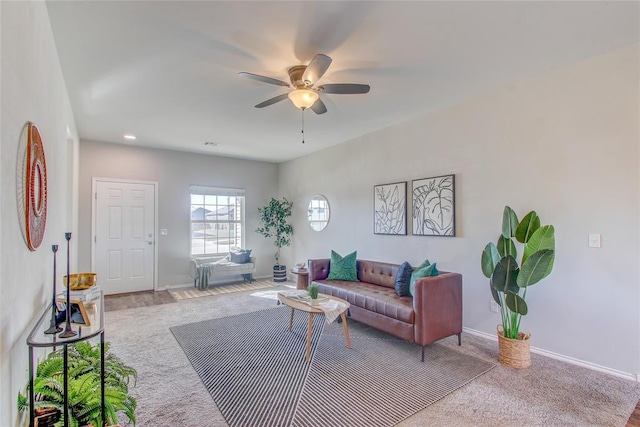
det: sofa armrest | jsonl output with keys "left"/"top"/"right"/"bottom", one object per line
{"left": 189, "top": 258, "right": 200, "bottom": 280}
{"left": 308, "top": 258, "right": 330, "bottom": 282}
{"left": 413, "top": 272, "right": 463, "bottom": 347}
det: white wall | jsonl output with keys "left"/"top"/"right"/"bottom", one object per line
{"left": 0, "top": 2, "right": 79, "bottom": 425}
{"left": 279, "top": 45, "right": 640, "bottom": 376}
{"left": 77, "top": 141, "right": 279, "bottom": 286}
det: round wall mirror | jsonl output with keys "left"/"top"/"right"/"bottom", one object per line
{"left": 307, "top": 195, "right": 330, "bottom": 232}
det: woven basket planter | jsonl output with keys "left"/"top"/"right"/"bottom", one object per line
{"left": 273, "top": 265, "right": 287, "bottom": 282}
{"left": 497, "top": 325, "right": 531, "bottom": 368}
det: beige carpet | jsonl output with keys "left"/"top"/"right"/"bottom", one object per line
{"left": 105, "top": 285, "right": 640, "bottom": 426}
{"left": 168, "top": 279, "right": 287, "bottom": 300}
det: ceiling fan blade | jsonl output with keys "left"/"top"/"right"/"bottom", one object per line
{"left": 310, "top": 98, "right": 327, "bottom": 115}
{"left": 318, "top": 83, "right": 370, "bottom": 94}
{"left": 238, "top": 72, "right": 290, "bottom": 87}
{"left": 302, "top": 54, "right": 332, "bottom": 85}
{"left": 255, "top": 93, "right": 289, "bottom": 108}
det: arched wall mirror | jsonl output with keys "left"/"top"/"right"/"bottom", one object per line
{"left": 307, "top": 195, "right": 330, "bottom": 232}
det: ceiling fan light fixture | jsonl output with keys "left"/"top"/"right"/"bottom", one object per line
{"left": 288, "top": 89, "right": 318, "bottom": 110}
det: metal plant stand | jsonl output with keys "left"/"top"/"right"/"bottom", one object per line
{"left": 26, "top": 291, "right": 104, "bottom": 427}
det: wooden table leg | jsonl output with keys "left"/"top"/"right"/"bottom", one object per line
{"left": 341, "top": 312, "right": 351, "bottom": 349}
{"left": 306, "top": 312, "right": 314, "bottom": 362}
{"left": 288, "top": 308, "right": 294, "bottom": 332}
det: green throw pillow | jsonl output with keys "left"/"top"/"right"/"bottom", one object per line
{"left": 416, "top": 258, "right": 431, "bottom": 270}
{"left": 409, "top": 262, "right": 439, "bottom": 296}
{"left": 328, "top": 250, "right": 358, "bottom": 281}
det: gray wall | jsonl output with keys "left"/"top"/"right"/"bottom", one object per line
{"left": 279, "top": 45, "right": 640, "bottom": 376}
{"left": 78, "top": 141, "right": 279, "bottom": 286}
{"left": 1, "top": 2, "right": 79, "bottom": 425}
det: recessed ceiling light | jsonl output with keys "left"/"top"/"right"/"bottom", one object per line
{"left": 123, "top": 134, "right": 136, "bottom": 140}
{"left": 203, "top": 141, "right": 219, "bottom": 147}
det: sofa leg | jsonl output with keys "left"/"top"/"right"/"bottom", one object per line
{"left": 457, "top": 333, "right": 461, "bottom": 346}
{"left": 421, "top": 346, "right": 426, "bottom": 363}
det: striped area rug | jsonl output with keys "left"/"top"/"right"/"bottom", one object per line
{"left": 170, "top": 307, "right": 495, "bottom": 427}
{"left": 169, "top": 279, "right": 285, "bottom": 300}
{"left": 171, "top": 307, "right": 322, "bottom": 427}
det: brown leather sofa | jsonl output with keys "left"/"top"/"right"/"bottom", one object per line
{"left": 308, "top": 258, "right": 463, "bottom": 361}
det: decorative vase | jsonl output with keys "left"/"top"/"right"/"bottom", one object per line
{"left": 497, "top": 325, "right": 531, "bottom": 368}
{"left": 310, "top": 298, "right": 319, "bottom": 306}
{"left": 273, "top": 264, "right": 287, "bottom": 282}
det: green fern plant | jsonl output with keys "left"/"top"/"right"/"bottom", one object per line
{"left": 18, "top": 341, "right": 137, "bottom": 427}
{"left": 481, "top": 206, "right": 556, "bottom": 340}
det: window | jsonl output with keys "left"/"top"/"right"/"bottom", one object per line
{"left": 190, "top": 186, "right": 245, "bottom": 256}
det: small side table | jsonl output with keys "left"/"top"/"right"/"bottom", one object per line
{"left": 291, "top": 269, "right": 309, "bottom": 289}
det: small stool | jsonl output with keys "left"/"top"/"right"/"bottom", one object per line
{"left": 291, "top": 270, "right": 309, "bottom": 289}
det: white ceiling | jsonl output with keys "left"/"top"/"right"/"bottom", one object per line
{"left": 46, "top": 1, "right": 639, "bottom": 163}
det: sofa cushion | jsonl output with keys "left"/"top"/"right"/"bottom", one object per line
{"left": 394, "top": 261, "right": 412, "bottom": 297}
{"left": 409, "top": 262, "right": 439, "bottom": 296}
{"left": 357, "top": 260, "right": 399, "bottom": 288}
{"left": 328, "top": 250, "right": 358, "bottom": 281}
{"left": 314, "top": 280, "right": 414, "bottom": 324}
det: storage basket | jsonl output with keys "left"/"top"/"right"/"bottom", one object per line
{"left": 273, "top": 265, "right": 287, "bottom": 282}
{"left": 497, "top": 324, "right": 531, "bottom": 368}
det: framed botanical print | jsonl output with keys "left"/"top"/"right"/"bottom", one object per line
{"left": 412, "top": 174, "right": 455, "bottom": 236}
{"left": 373, "top": 181, "right": 407, "bottom": 235}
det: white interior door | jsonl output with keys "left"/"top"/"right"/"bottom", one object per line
{"left": 93, "top": 179, "right": 156, "bottom": 295}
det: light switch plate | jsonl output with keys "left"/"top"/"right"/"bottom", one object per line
{"left": 490, "top": 300, "right": 499, "bottom": 313}
{"left": 160, "top": 229, "right": 168, "bottom": 236}
{"left": 588, "top": 234, "right": 601, "bottom": 248}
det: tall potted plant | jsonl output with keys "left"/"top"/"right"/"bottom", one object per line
{"left": 256, "top": 197, "right": 293, "bottom": 282}
{"left": 481, "top": 206, "right": 555, "bottom": 368}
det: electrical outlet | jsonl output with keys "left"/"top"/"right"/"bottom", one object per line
{"left": 490, "top": 300, "right": 499, "bottom": 313}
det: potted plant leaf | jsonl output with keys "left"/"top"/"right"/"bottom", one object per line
{"left": 307, "top": 283, "right": 319, "bottom": 306}
{"left": 481, "top": 206, "right": 555, "bottom": 368}
{"left": 256, "top": 197, "right": 293, "bottom": 282}
{"left": 17, "top": 341, "right": 137, "bottom": 426}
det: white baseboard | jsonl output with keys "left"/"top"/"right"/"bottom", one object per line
{"left": 462, "top": 327, "right": 639, "bottom": 382}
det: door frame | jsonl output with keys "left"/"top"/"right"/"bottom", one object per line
{"left": 91, "top": 177, "right": 159, "bottom": 291}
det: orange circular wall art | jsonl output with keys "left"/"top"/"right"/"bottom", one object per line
{"left": 25, "top": 123, "right": 48, "bottom": 250}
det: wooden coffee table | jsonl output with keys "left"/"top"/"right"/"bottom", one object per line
{"left": 277, "top": 292, "right": 351, "bottom": 361}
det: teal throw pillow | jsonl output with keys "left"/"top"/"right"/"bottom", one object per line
{"left": 328, "top": 250, "right": 358, "bottom": 281}
{"left": 416, "top": 258, "right": 431, "bottom": 270}
{"left": 409, "top": 262, "right": 439, "bottom": 296}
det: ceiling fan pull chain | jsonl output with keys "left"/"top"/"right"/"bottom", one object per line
{"left": 301, "top": 109, "right": 305, "bottom": 144}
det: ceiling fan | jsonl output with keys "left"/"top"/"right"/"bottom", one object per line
{"left": 238, "top": 54, "right": 370, "bottom": 114}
